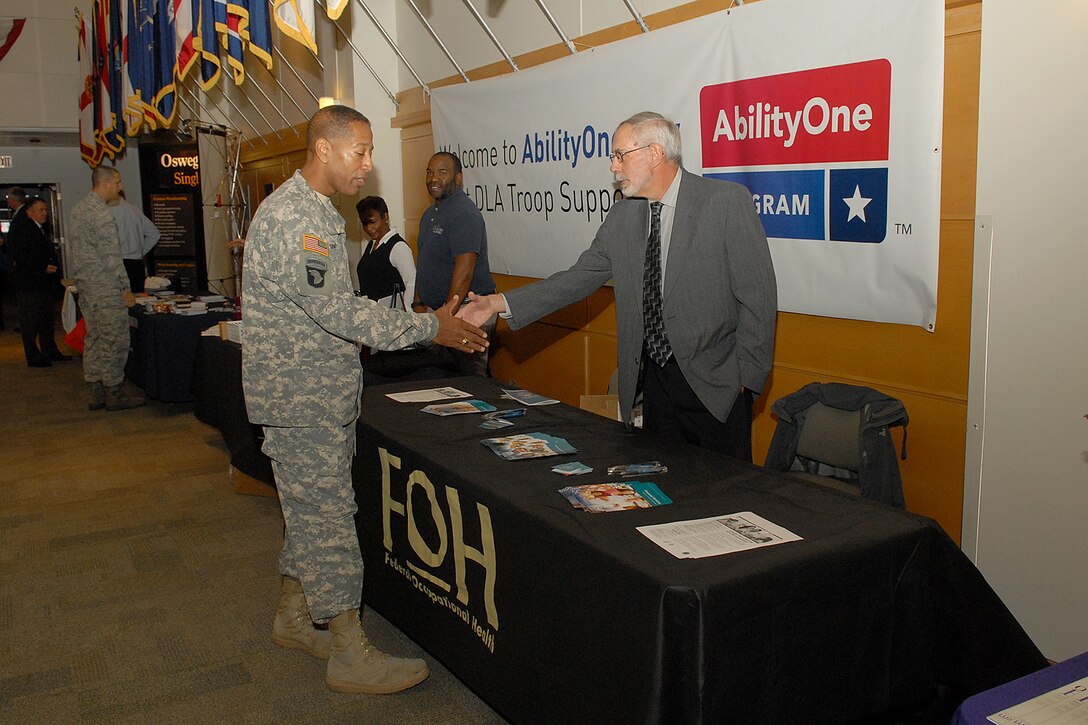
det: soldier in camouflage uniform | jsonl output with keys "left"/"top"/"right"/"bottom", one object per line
{"left": 242, "top": 105, "right": 488, "bottom": 695}
{"left": 68, "top": 167, "right": 145, "bottom": 411}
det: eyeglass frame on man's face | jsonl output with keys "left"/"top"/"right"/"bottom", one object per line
{"left": 608, "top": 144, "right": 652, "bottom": 163}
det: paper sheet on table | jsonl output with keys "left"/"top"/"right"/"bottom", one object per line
{"left": 637, "top": 512, "right": 802, "bottom": 559}
{"left": 385, "top": 387, "right": 471, "bottom": 403}
{"left": 988, "top": 675, "right": 1088, "bottom": 725}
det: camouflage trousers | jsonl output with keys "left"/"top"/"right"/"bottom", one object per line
{"left": 79, "top": 286, "right": 130, "bottom": 387}
{"left": 262, "top": 423, "right": 361, "bottom": 623}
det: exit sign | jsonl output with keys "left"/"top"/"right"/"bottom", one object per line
{"left": 0, "top": 155, "right": 11, "bottom": 168}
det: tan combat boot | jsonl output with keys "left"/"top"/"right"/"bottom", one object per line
{"left": 325, "top": 609, "right": 429, "bottom": 694}
{"left": 104, "top": 383, "right": 146, "bottom": 411}
{"left": 88, "top": 382, "right": 106, "bottom": 411}
{"left": 271, "top": 577, "right": 331, "bottom": 659}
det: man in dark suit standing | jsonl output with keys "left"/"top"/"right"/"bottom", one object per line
{"left": 459, "top": 111, "right": 777, "bottom": 461}
{"left": 10, "top": 197, "right": 69, "bottom": 367}
{"left": 1, "top": 186, "right": 29, "bottom": 331}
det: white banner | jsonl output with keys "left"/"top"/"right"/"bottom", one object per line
{"left": 431, "top": 0, "right": 944, "bottom": 329}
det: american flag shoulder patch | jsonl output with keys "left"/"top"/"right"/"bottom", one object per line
{"left": 302, "top": 234, "right": 329, "bottom": 256}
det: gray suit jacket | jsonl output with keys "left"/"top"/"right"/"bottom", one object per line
{"left": 505, "top": 169, "right": 777, "bottom": 425}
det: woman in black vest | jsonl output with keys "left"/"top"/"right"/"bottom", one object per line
{"left": 355, "top": 196, "right": 416, "bottom": 311}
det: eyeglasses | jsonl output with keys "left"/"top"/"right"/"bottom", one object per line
{"left": 609, "top": 144, "right": 651, "bottom": 163}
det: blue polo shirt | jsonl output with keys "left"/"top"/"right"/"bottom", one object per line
{"left": 415, "top": 188, "right": 496, "bottom": 309}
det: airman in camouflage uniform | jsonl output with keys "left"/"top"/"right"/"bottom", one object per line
{"left": 242, "top": 105, "right": 488, "bottom": 695}
{"left": 68, "top": 167, "right": 145, "bottom": 411}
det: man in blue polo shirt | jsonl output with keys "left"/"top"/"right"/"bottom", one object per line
{"left": 412, "top": 151, "right": 496, "bottom": 376}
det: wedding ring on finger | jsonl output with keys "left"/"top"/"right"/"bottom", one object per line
{"left": 461, "top": 338, "right": 469, "bottom": 346}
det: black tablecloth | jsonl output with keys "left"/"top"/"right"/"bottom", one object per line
{"left": 127, "top": 308, "right": 234, "bottom": 402}
{"left": 191, "top": 336, "right": 274, "bottom": 485}
{"left": 352, "top": 377, "right": 1047, "bottom": 725}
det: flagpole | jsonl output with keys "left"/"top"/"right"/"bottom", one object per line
{"left": 316, "top": 0, "right": 398, "bottom": 109}
{"left": 621, "top": 0, "right": 651, "bottom": 33}
{"left": 403, "top": 0, "right": 468, "bottom": 83}
{"left": 183, "top": 82, "right": 241, "bottom": 136}
{"left": 205, "top": 84, "right": 269, "bottom": 145}
{"left": 534, "top": 0, "right": 577, "bottom": 55}
{"left": 272, "top": 44, "right": 322, "bottom": 106}
{"left": 184, "top": 83, "right": 231, "bottom": 129}
{"left": 461, "top": 0, "right": 518, "bottom": 72}
{"left": 174, "top": 92, "right": 201, "bottom": 137}
{"left": 244, "top": 73, "right": 301, "bottom": 137}
{"left": 235, "top": 83, "right": 285, "bottom": 141}
{"left": 352, "top": 0, "right": 429, "bottom": 95}
{"left": 258, "top": 57, "right": 312, "bottom": 123}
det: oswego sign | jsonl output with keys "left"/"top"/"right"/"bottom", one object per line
{"left": 159, "top": 153, "right": 200, "bottom": 187}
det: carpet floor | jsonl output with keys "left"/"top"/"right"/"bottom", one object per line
{"left": 0, "top": 318, "right": 506, "bottom": 724}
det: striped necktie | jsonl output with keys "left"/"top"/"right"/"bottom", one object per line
{"left": 642, "top": 201, "right": 672, "bottom": 366}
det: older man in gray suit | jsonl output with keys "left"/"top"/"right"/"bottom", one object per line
{"left": 459, "top": 111, "right": 777, "bottom": 461}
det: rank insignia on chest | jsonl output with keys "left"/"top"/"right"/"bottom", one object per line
{"left": 302, "top": 234, "right": 329, "bottom": 256}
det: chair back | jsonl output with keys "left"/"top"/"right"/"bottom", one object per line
{"left": 795, "top": 402, "right": 863, "bottom": 471}
{"left": 766, "top": 382, "right": 909, "bottom": 507}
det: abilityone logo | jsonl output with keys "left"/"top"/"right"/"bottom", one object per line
{"left": 700, "top": 59, "right": 890, "bottom": 165}
{"left": 700, "top": 60, "right": 891, "bottom": 243}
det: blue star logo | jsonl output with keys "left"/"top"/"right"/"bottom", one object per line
{"left": 829, "top": 168, "right": 888, "bottom": 243}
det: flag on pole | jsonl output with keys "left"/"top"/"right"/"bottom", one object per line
{"left": 91, "top": 0, "right": 122, "bottom": 159}
{"left": 172, "top": 0, "right": 197, "bottom": 81}
{"left": 77, "top": 10, "right": 104, "bottom": 167}
{"left": 102, "top": 0, "right": 128, "bottom": 154}
{"left": 123, "top": 0, "right": 159, "bottom": 133}
{"left": 91, "top": 2, "right": 109, "bottom": 162}
{"left": 0, "top": 18, "right": 27, "bottom": 65}
{"left": 326, "top": 0, "right": 347, "bottom": 22}
{"left": 246, "top": 0, "right": 272, "bottom": 70}
{"left": 195, "top": 0, "right": 221, "bottom": 89}
{"left": 216, "top": 0, "right": 245, "bottom": 84}
{"left": 152, "top": 0, "right": 178, "bottom": 126}
{"left": 273, "top": 0, "right": 316, "bottom": 54}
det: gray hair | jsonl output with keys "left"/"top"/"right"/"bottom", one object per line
{"left": 619, "top": 111, "right": 682, "bottom": 163}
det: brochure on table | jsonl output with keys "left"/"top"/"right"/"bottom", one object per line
{"left": 638, "top": 512, "right": 802, "bottom": 559}
{"left": 386, "top": 385, "right": 800, "bottom": 560}
{"left": 386, "top": 387, "right": 471, "bottom": 403}
{"left": 560, "top": 481, "right": 672, "bottom": 513}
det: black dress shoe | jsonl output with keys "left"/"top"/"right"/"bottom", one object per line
{"left": 47, "top": 352, "right": 73, "bottom": 361}
{"left": 28, "top": 359, "right": 52, "bottom": 368}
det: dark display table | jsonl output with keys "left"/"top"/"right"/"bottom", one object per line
{"left": 191, "top": 335, "right": 274, "bottom": 485}
{"left": 352, "top": 376, "right": 1047, "bottom": 725}
{"left": 190, "top": 334, "right": 454, "bottom": 485}
{"left": 127, "top": 308, "right": 234, "bottom": 402}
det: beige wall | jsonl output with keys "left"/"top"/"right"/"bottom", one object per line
{"left": 965, "top": 0, "right": 1088, "bottom": 661}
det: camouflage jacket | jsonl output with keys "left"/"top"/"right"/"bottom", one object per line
{"left": 68, "top": 192, "right": 128, "bottom": 294}
{"left": 242, "top": 170, "right": 438, "bottom": 427}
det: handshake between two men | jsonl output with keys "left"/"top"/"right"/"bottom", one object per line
{"left": 433, "top": 294, "right": 491, "bottom": 354}
{"left": 455, "top": 292, "right": 506, "bottom": 329}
